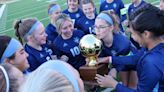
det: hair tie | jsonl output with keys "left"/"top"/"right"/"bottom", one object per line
{"left": 0, "top": 65, "right": 9, "bottom": 92}
{"left": 19, "top": 19, "right": 22, "bottom": 24}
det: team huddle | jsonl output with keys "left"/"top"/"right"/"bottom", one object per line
{"left": 0, "top": 0, "right": 164, "bottom": 92}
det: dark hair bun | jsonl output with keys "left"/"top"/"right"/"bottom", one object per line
{"left": 14, "top": 20, "right": 22, "bottom": 37}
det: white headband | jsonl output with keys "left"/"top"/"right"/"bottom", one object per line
{"left": 0, "top": 65, "right": 9, "bottom": 92}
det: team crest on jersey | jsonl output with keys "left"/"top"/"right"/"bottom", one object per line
{"left": 105, "top": 5, "right": 108, "bottom": 8}
{"left": 63, "top": 43, "right": 68, "bottom": 47}
{"left": 74, "top": 37, "right": 79, "bottom": 43}
{"left": 67, "top": 14, "right": 70, "bottom": 17}
{"left": 40, "top": 53, "right": 44, "bottom": 58}
{"left": 47, "top": 49, "right": 53, "bottom": 55}
{"left": 85, "top": 21, "right": 89, "bottom": 25}
{"left": 113, "top": 3, "right": 117, "bottom": 9}
{"left": 46, "top": 56, "right": 51, "bottom": 61}
{"left": 111, "top": 50, "right": 117, "bottom": 56}
{"left": 131, "top": 9, "right": 134, "bottom": 13}
{"left": 76, "top": 13, "right": 80, "bottom": 18}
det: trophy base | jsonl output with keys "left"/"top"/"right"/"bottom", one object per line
{"left": 79, "top": 64, "right": 108, "bottom": 83}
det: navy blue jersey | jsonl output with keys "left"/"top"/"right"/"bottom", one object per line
{"left": 100, "top": 0, "right": 105, "bottom": 4}
{"left": 76, "top": 15, "right": 96, "bottom": 35}
{"left": 53, "top": 30, "right": 86, "bottom": 70}
{"left": 114, "top": 43, "right": 164, "bottom": 92}
{"left": 128, "top": 0, "right": 146, "bottom": 17}
{"left": 25, "top": 44, "right": 53, "bottom": 72}
{"left": 99, "top": 0, "right": 126, "bottom": 22}
{"left": 100, "top": 33, "right": 131, "bottom": 57}
{"left": 45, "top": 23, "right": 58, "bottom": 44}
{"left": 99, "top": 33, "right": 134, "bottom": 71}
{"left": 62, "top": 8, "right": 84, "bottom": 28}
{"left": 112, "top": 48, "right": 145, "bottom": 66}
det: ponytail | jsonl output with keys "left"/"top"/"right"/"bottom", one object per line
{"left": 14, "top": 20, "right": 23, "bottom": 45}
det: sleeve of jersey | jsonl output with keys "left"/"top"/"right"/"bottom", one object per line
{"left": 116, "top": 83, "right": 136, "bottom": 92}
{"left": 50, "top": 45, "right": 61, "bottom": 56}
{"left": 116, "top": 53, "right": 161, "bottom": 92}
{"left": 52, "top": 39, "right": 64, "bottom": 57}
{"left": 111, "top": 48, "right": 144, "bottom": 65}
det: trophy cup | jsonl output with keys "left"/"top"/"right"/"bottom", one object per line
{"left": 79, "top": 34, "right": 108, "bottom": 83}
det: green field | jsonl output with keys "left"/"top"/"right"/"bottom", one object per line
{"left": 0, "top": 0, "right": 159, "bottom": 37}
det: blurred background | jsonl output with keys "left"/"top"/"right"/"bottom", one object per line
{"left": 0, "top": 0, "right": 160, "bottom": 37}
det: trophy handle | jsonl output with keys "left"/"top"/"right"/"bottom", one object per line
{"left": 88, "top": 56, "right": 97, "bottom": 66}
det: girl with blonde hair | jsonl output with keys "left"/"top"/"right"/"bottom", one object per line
{"left": 19, "top": 60, "right": 84, "bottom": 92}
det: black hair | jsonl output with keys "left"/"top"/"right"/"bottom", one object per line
{"left": 129, "top": 3, "right": 164, "bottom": 37}
{"left": 0, "top": 36, "right": 11, "bottom": 59}
{"left": 0, "top": 36, "right": 16, "bottom": 62}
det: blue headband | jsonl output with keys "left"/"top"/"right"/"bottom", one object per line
{"left": 40, "top": 60, "right": 79, "bottom": 92}
{"left": 48, "top": 5, "right": 60, "bottom": 14}
{"left": 27, "top": 21, "right": 41, "bottom": 35}
{"left": 0, "top": 38, "right": 22, "bottom": 63}
{"left": 97, "top": 13, "right": 114, "bottom": 25}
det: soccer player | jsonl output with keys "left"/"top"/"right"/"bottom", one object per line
{"left": 53, "top": 13, "right": 86, "bottom": 70}
{"left": 20, "top": 60, "right": 84, "bottom": 92}
{"left": 128, "top": 0, "right": 146, "bottom": 17}
{"left": 14, "top": 18, "right": 56, "bottom": 72}
{"left": 99, "top": 0, "right": 126, "bottom": 33}
{"left": 77, "top": 0, "right": 97, "bottom": 35}
{"left": 93, "top": 10, "right": 137, "bottom": 88}
{"left": 95, "top": 4, "right": 164, "bottom": 92}
{"left": 46, "top": 3, "right": 61, "bottom": 45}
{"left": 0, "top": 35, "right": 29, "bottom": 72}
{"left": 99, "top": 0, "right": 126, "bottom": 22}
{"left": 62, "top": 0, "right": 84, "bottom": 28}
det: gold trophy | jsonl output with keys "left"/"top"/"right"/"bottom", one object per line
{"left": 79, "top": 34, "right": 108, "bottom": 83}
{"left": 79, "top": 34, "right": 102, "bottom": 66}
